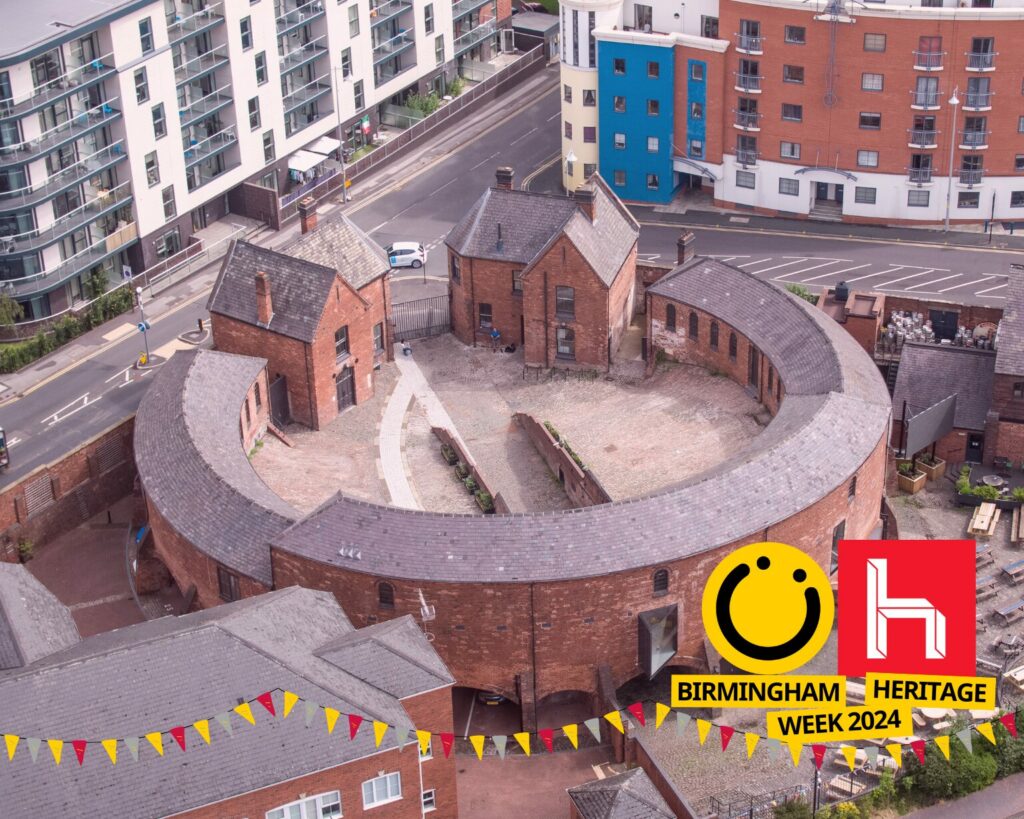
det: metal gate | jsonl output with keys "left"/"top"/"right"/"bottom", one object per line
{"left": 269, "top": 375, "right": 289, "bottom": 427}
{"left": 391, "top": 294, "right": 450, "bottom": 342}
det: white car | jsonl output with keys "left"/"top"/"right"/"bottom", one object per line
{"left": 386, "top": 242, "right": 426, "bottom": 269}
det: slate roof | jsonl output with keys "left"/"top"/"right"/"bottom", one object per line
{"left": 0, "top": 588, "right": 453, "bottom": 819}
{"left": 568, "top": 768, "right": 675, "bottom": 819}
{"left": 0, "top": 564, "right": 79, "bottom": 670}
{"left": 996, "top": 272, "right": 1024, "bottom": 376}
{"left": 445, "top": 175, "right": 639, "bottom": 287}
{"left": 283, "top": 210, "right": 391, "bottom": 291}
{"left": 134, "top": 350, "right": 296, "bottom": 586}
{"left": 892, "top": 343, "right": 995, "bottom": 431}
{"left": 207, "top": 241, "right": 339, "bottom": 343}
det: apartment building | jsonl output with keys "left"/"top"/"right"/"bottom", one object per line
{"left": 1, "top": 0, "right": 510, "bottom": 322}
{"left": 559, "top": 0, "right": 1024, "bottom": 224}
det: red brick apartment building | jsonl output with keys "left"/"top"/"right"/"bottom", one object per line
{"left": 446, "top": 168, "right": 640, "bottom": 370}
{"left": 208, "top": 209, "right": 391, "bottom": 430}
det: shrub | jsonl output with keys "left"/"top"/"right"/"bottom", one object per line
{"left": 786, "top": 283, "right": 819, "bottom": 304}
{"left": 544, "top": 421, "right": 560, "bottom": 442}
{"left": 1012, "top": 487, "right": 1024, "bottom": 503}
{"left": 463, "top": 476, "right": 478, "bottom": 493}
{"left": 973, "top": 484, "right": 1002, "bottom": 501}
{"left": 455, "top": 461, "right": 469, "bottom": 480}
{"left": 834, "top": 803, "right": 860, "bottom": 818}
{"left": 904, "top": 733, "right": 997, "bottom": 799}
{"left": 898, "top": 461, "right": 916, "bottom": 476}
{"left": 449, "top": 76, "right": 466, "bottom": 97}
{"left": 405, "top": 93, "right": 441, "bottom": 116}
{"left": 991, "top": 712, "right": 1024, "bottom": 777}
{"left": 16, "top": 539, "right": 34, "bottom": 562}
{"left": 475, "top": 490, "right": 494, "bottom": 512}
{"left": 773, "top": 800, "right": 812, "bottom": 819}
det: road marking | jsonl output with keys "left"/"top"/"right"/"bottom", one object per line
{"left": 469, "top": 151, "right": 500, "bottom": 171}
{"left": 800, "top": 262, "right": 871, "bottom": 282}
{"left": 976, "top": 280, "right": 1008, "bottom": 296}
{"left": 105, "top": 366, "right": 133, "bottom": 385}
{"left": 843, "top": 266, "right": 906, "bottom": 284}
{"left": 101, "top": 323, "right": 136, "bottom": 343}
{"left": 510, "top": 126, "right": 538, "bottom": 146}
{"left": 878, "top": 269, "right": 936, "bottom": 287}
{"left": 6, "top": 437, "right": 21, "bottom": 447}
{"left": 43, "top": 394, "right": 94, "bottom": 427}
{"left": 934, "top": 276, "right": 985, "bottom": 293}
{"left": 366, "top": 221, "right": 388, "bottom": 234}
{"left": 637, "top": 253, "right": 661, "bottom": 261}
{"left": 152, "top": 338, "right": 192, "bottom": 359}
{"left": 68, "top": 592, "right": 134, "bottom": 611}
{"left": 774, "top": 259, "right": 847, "bottom": 280}
{"left": 742, "top": 258, "right": 811, "bottom": 274}
{"left": 546, "top": 111, "right": 560, "bottom": 121}
{"left": 737, "top": 257, "right": 774, "bottom": 269}
{"left": 904, "top": 273, "right": 963, "bottom": 290}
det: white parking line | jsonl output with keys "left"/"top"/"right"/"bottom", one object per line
{"left": 43, "top": 394, "right": 94, "bottom": 427}
{"left": 800, "top": 263, "right": 871, "bottom": 282}
{"left": 903, "top": 273, "right": 962, "bottom": 290}
{"left": 843, "top": 266, "right": 906, "bottom": 284}
{"left": 742, "top": 258, "right": 808, "bottom": 275}
{"left": 774, "top": 260, "right": 847, "bottom": 281}
{"left": 738, "top": 257, "right": 774, "bottom": 269}
{"left": 878, "top": 269, "right": 936, "bottom": 288}
{"left": 936, "top": 275, "right": 993, "bottom": 293}
{"left": 976, "top": 281, "right": 1009, "bottom": 296}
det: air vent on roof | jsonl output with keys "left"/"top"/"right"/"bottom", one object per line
{"left": 337, "top": 546, "right": 362, "bottom": 560}
{"left": 835, "top": 281, "right": 850, "bottom": 303}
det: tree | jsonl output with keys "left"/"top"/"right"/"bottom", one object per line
{"left": 0, "top": 293, "right": 24, "bottom": 328}
{"left": 773, "top": 800, "right": 812, "bottom": 819}
{"left": 85, "top": 268, "right": 109, "bottom": 301}
{"left": 904, "top": 735, "right": 997, "bottom": 799}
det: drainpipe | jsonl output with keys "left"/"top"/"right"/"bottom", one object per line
{"left": 469, "top": 257, "right": 476, "bottom": 347}
{"left": 529, "top": 581, "right": 538, "bottom": 733}
{"left": 305, "top": 343, "right": 315, "bottom": 429}
{"left": 543, "top": 270, "right": 549, "bottom": 366}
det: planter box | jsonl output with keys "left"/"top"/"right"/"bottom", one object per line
{"left": 918, "top": 458, "right": 946, "bottom": 482}
{"left": 463, "top": 478, "right": 478, "bottom": 494}
{"left": 957, "top": 491, "right": 1021, "bottom": 511}
{"left": 897, "top": 471, "right": 927, "bottom": 494}
{"left": 440, "top": 443, "right": 458, "bottom": 465}
{"left": 475, "top": 491, "right": 495, "bottom": 514}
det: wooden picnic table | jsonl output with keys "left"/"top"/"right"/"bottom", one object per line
{"left": 971, "top": 503, "right": 999, "bottom": 536}
{"left": 995, "top": 597, "right": 1024, "bottom": 623}
{"left": 978, "top": 574, "right": 999, "bottom": 599}
{"left": 1002, "top": 559, "right": 1024, "bottom": 584}
{"left": 971, "top": 709, "right": 1000, "bottom": 720}
{"left": 920, "top": 707, "right": 955, "bottom": 720}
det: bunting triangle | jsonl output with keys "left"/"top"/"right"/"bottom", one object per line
{"left": 840, "top": 745, "right": 858, "bottom": 771}
{"left": 470, "top": 735, "right": 486, "bottom": 760}
{"left": 1001, "top": 713, "right": 1019, "bottom": 739}
{"left": 675, "top": 712, "right": 691, "bottom": 736}
{"left": 102, "top": 739, "right": 118, "bottom": 765}
{"left": 911, "top": 739, "right": 926, "bottom": 765}
{"left": 886, "top": 743, "right": 902, "bottom": 768}
{"left": 440, "top": 733, "right": 454, "bottom": 758}
{"left": 394, "top": 721, "right": 410, "bottom": 750}
{"left": 234, "top": 702, "right": 256, "bottom": 726}
{"left": 26, "top": 737, "right": 41, "bottom": 763}
{"left": 513, "top": 732, "right": 531, "bottom": 756}
{"left": 417, "top": 730, "right": 432, "bottom": 756}
{"left": 283, "top": 691, "right": 299, "bottom": 719}
{"left": 304, "top": 702, "right": 318, "bottom": 728}
{"left": 256, "top": 692, "right": 276, "bottom": 717}
{"left": 348, "top": 714, "right": 363, "bottom": 740}
{"left": 720, "top": 725, "right": 735, "bottom": 751}
{"left": 124, "top": 736, "right": 139, "bottom": 762}
{"left": 324, "top": 708, "right": 340, "bottom": 735}
{"left": 696, "top": 718, "right": 711, "bottom": 745}
{"left": 764, "top": 737, "right": 781, "bottom": 761}
{"left": 745, "top": 732, "right": 759, "bottom": 759}
{"left": 655, "top": 702, "right": 671, "bottom": 730}
{"left": 493, "top": 735, "right": 507, "bottom": 759}
{"left": 977, "top": 722, "right": 996, "bottom": 745}
{"left": 626, "top": 702, "right": 646, "bottom": 727}
{"left": 934, "top": 735, "right": 950, "bottom": 761}
{"left": 4, "top": 734, "right": 18, "bottom": 760}
{"left": 145, "top": 732, "right": 164, "bottom": 756}
{"left": 604, "top": 710, "right": 625, "bottom": 734}
{"left": 215, "top": 712, "right": 233, "bottom": 736}
{"left": 956, "top": 727, "right": 973, "bottom": 755}
{"left": 538, "top": 728, "right": 555, "bottom": 753}
{"left": 787, "top": 741, "right": 802, "bottom": 767}
{"left": 584, "top": 717, "right": 602, "bottom": 743}
{"left": 193, "top": 720, "right": 211, "bottom": 745}
{"left": 71, "top": 740, "right": 86, "bottom": 766}
{"left": 811, "top": 744, "right": 826, "bottom": 770}
{"left": 563, "top": 723, "right": 579, "bottom": 749}
{"left": 47, "top": 739, "right": 63, "bottom": 766}
{"left": 373, "top": 721, "right": 389, "bottom": 748}
{"left": 864, "top": 746, "right": 878, "bottom": 767}
{"left": 170, "top": 726, "right": 186, "bottom": 752}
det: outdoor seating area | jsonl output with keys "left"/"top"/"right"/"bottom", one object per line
{"left": 970, "top": 503, "right": 1001, "bottom": 538}
{"left": 1004, "top": 558, "right": 1024, "bottom": 584}
{"left": 964, "top": 464, "right": 1024, "bottom": 502}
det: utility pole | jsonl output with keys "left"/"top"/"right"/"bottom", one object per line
{"left": 333, "top": 67, "right": 351, "bottom": 203}
{"left": 943, "top": 87, "right": 960, "bottom": 233}
{"left": 136, "top": 286, "right": 150, "bottom": 363}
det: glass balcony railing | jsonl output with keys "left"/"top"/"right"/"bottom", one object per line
{"left": 167, "top": 4, "right": 224, "bottom": 44}
{"left": 279, "top": 36, "right": 328, "bottom": 75}
{"left": 275, "top": 0, "right": 326, "bottom": 35}
{"left": 911, "top": 91, "right": 940, "bottom": 109}
{"left": 454, "top": 18, "right": 496, "bottom": 54}
{"left": 178, "top": 87, "right": 232, "bottom": 129}
{"left": 186, "top": 151, "right": 242, "bottom": 192}
{"left": 735, "top": 73, "right": 762, "bottom": 92}
{"left": 282, "top": 75, "right": 332, "bottom": 114}
{"left": 958, "top": 168, "right": 985, "bottom": 185}
{"left": 0, "top": 52, "right": 116, "bottom": 122}
{"left": 370, "top": 0, "right": 413, "bottom": 27}
{"left": 735, "top": 34, "right": 763, "bottom": 54}
{"left": 0, "top": 99, "right": 121, "bottom": 169}
{"left": 960, "top": 130, "right": 990, "bottom": 148}
{"left": 174, "top": 46, "right": 230, "bottom": 86}
{"left": 966, "top": 51, "right": 996, "bottom": 70}
{"left": 963, "top": 92, "right": 993, "bottom": 110}
{"left": 913, "top": 51, "right": 944, "bottom": 70}
{"left": 907, "top": 167, "right": 933, "bottom": 184}
{"left": 183, "top": 125, "right": 237, "bottom": 168}
{"left": 907, "top": 128, "right": 938, "bottom": 147}
{"left": 374, "top": 31, "right": 416, "bottom": 62}
{"left": 450, "top": 0, "right": 489, "bottom": 19}
{"left": 736, "top": 149, "right": 758, "bottom": 166}
{"left": 0, "top": 141, "right": 127, "bottom": 209}
{"left": 734, "top": 111, "right": 760, "bottom": 129}
{"left": 374, "top": 58, "right": 417, "bottom": 88}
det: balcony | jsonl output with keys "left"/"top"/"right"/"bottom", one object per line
{"left": 375, "top": 31, "right": 417, "bottom": 62}
{"left": 912, "top": 51, "right": 944, "bottom": 71}
{"left": 186, "top": 151, "right": 242, "bottom": 192}
{"left": 907, "top": 128, "right": 938, "bottom": 148}
{"left": 733, "top": 111, "right": 761, "bottom": 131}
{"left": 734, "top": 74, "right": 762, "bottom": 93}
{"left": 374, "top": 57, "right": 417, "bottom": 88}
{"left": 735, "top": 34, "right": 763, "bottom": 54}
{"left": 0, "top": 141, "right": 127, "bottom": 210}
{"left": 174, "top": 46, "right": 230, "bottom": 86}
{"left": 276, "top": 0, "right": 326, "bottom": 36}
{"left": 451, "top": 0, "right": 490, "bottom": 18}
{"left": 0, "top": 182, "right": 133, "bottom": 256}
{"left": 454, "top": 18, "right": 497, "bottom": 55}
{"left": 966, "top": 51, "right": 996, "bottom": 71}
{"left": 736, "top": 149, "right": 758, "bottom": 167}
{"left": 907, "top": 168, "right": 934, "bottom": 184}
{"left": 963, "top": 92, "right": 992, "bottom": 111}
{"left": 183, "top": 125, "right": 237, "bottom": 168}
{"left": 282, "top": 75, "right": 332, "bottom": 115}
{"left": 167, "top": 4, "right": 224, "bottom": 45}
{"left": 960, "top": 130, "right": 990, "bottom": 150}
{"left": 178, "top": 87, "right": 232, "bottom": 129}
{"left": 0, "top": 53, "right": 116, "bottom": 123}
{"left": 910, "top": 91, "right": 940, "bottom": 110}
{"left": 958, "top": 168, "right": 985, "bottom": 186}
{"left": 279, "top": 36, "right": 328, "bottom": 75}
{"left": 371, "top": 0, "right": 413, "bottom": 27}
{"left": 0, "top": 100, "right": 121, "bottom": 169}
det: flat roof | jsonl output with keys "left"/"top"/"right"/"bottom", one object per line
{"left": 0, "top": 0, "right": 147, "bottom": 65}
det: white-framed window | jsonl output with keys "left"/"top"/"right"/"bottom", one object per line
{"left": 864, "top": 33, "right": 886, "bottom": 52}
{"left": 647, "top": 136, "right": 659, "bottom": 153}
{"left": 861, "top": 72, "right": 883, "bottom": 92}
{"left": 266, "top": 790, "right": 342, "bottom": 819}
{"left": 422, "top": 790, "right": 437, "bottom": 812}
{"left": 613, "top": 169, "right": 626, "bottom": 186}
{"left": 646, "top": 173, "right": 659, "bottom": 189}
{"left": 689, "top": 139, "right": 704, "bottom": 158}
{"left": 1012, "top": 191, "right": 1024, "bottom": 208}
{"left": 908, "top": 189, "right": 930, "bottom": 207}
{"left": 783, "top": 65, "right": 804, "bottom": 84}
{"left": 613, "top": 132, "right": 625, "bottom": 149}
{"left": 780, "top": 141, "right": 800, "bottom": 159}
{"left": 420, "top": 737, "right": 433, "bottom": 760}
{"left": 778, "top": 178, "right": 799, "bottom": 196}
{"left": 854, "top": 186, "right": 876, "bottom": 204}
{"left": 785, "top": 25, "right": 806, "bottom": 44}
{"left": 859, "top": 112, "right": 881, "bottom": 129}
{"left": 363, "top": 772, "right": 402, "bottom": 808}
{"left": 1018, "top": 116, "right": 1024, "bottom": 134}
{"left": 857, "top": 150, "right": 879, "bottom": 168}
{"left": 736, "top": 170, "right": 756, "bottom": 189}
{"left": 958, "top": 191, "right": 980, "bottom": 209}
{"left": 349, "top": 3, "right": 360, "bottom": 36}
{"left": 781, "top": 103, "right": 802, "bottom": 121}
{"left": 691, "top": 62, "right": 704, "bottom": 81}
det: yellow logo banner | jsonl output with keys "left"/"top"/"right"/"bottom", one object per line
{"left": 766, "top": 705, "right": 912, "bottom": 743}
{"left": 865, "top": 673, "right": 995, "bottom": 709}
{"left": 672, "top": 674, "right": 845, "bottom": 708}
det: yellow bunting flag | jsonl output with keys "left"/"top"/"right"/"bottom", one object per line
{"left": 513, "top": 732, "right": 531, "bottom": 756}
{"left": 101, "top": 739, "right": 118, "bottom": 765}
{"left": 145, "top": 732, "right": 164, "bottom": 757}
{"left": 234, "top": 702, "right": 255, "bottom": 726}
{"left": 745, "top": 732, "right": 760, "bottom": 759}
{"left": 886, "top": 743, "right": 902, "bottom": 768}
{"left": 604, "top": 711, "right": 625, "bottom": 734}
{"left": 469, "top": 735, "right": 486, "bottom": 760}
{"left": 324, "top": 708, "right": 340, "bottom": 735}
{"left": 655, "top": 702, "right": 672, "bottom": 730}
{"left": 977, "top": 723, "right": 997, "bottom": 745}
{"left": 417, "top": 730, "right": 432, "bottom": 756}
{"left": 841, "top": 745, "right": 858, "bottom": 771}
{"left": 787, "top": 741, "right": 802, "bottom": 767}
{"left": 283, "top": 691, "right": 299, "bottom": 719}
{"left": 48, "top": 739, "right": 63, "bottom": 765}
{"left": 697, "top": 719, "right": 712, "bottom": 746}
{"left": 935, "top": 736, "right": 951, "bottom": 761}
{"left": 373, "top": 721, "right": 388, "bottom": 748}
{"left": 4, "top": 734, "right": 18, "bottom": 760}
{"left": 563, "top": 724, "right": 579, "bottom": 749}
{"left": 193, "top": 720, "right": 211, "bottom": 745}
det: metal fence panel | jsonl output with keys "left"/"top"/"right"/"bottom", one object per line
{"left": 392, "top": 294, "right": 451, "bottom": 341}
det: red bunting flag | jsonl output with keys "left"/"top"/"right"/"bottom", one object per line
{"left": 1001, "top": 713, "right": 1019, "bottom": 738}
{"left": 440, "top": 732, "right": 455, "bottom": 758}
{"left": 256, "top": 692, "right": 276, "bottom": 717}
{"left": 538, "top": 728, "right": 555, "bottom": 753}
{"left": 911, "top": 739, "right": 926, "bottom": 765}
{"left": 626, "top": 702, "right": 646, "bottom": 727}
{"left": 72, "top": 739, "right": 87, "bottom": 766}
{"left": 720, "top": 725, "right": 735, "bottom": 751}
{"left": 170, "top": 727, "right": 186, "bottom": 752}
{"left": 348, "top": 714, "right": 363, "bottom": 740}
{"left": 812, "top": 744, "right": 827, "bottom": 769}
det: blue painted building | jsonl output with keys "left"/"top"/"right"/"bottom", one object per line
{"left": 597, "top": 39, "right": 675, "bottom": 204}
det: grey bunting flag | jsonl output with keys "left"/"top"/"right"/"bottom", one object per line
{"left": 215, "top": 712, "right": 233, "bottom": 736}
{"left": 675, "top": 712, "right": 691, "bottom": 736}
{"left": 956, "top": 728, "right": 973, "bottom": 755}
{"left": 26, "top": 737, "right": 41, "bottom": 763}
{"left": 493, "top": 735, "right": 507, "bottom": 759}
{"left": 393, "top": 721, "right": 410, "bottom": 751}
{"left": 584, "top": 718, "right": 602, "bottom": 743}
{"left": 304, "top": 702, "right": 318, "bottom": 728}
{"left": 124, "top": 736, "right": 140, "bottom": 762}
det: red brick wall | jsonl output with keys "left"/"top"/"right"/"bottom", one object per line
{"left": 448, "top": 252, "right": 525, "bottom": 348}
{"left": 991, "top": 374, "right": 1024, "bottom": 422}
{"left": 883, "top": 296, "right": 1002, "bottom": 330}
{"left": 675, "top": 44, "right": 727, "bottom": 166}
{"left": 892, "top": 421, "right": 970, "bottom": 464}
{"left": 515, "top": 412, "right": 612, "bottom": 507}
{"left": 840, "top": 314, "right": 882, "bottom": 357}
{"left": 398, "top": 686, "right": 458, "bottom": 817}
{"left": 608, "top": 245, "right": 638, "bottom": 356}
{"left": 241, "top": 369, "right": 271, "bottom": 452}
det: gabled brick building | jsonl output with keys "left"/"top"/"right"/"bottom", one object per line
{"left": 208, "top": 211, "right": 392, "bottom": 431}
{"left": 446, "top": 168, "right": 639, "bottom": 371}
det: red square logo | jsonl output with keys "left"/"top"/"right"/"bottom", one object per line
{"left": 838, "top": 540, "right": 976, "bottom": 677}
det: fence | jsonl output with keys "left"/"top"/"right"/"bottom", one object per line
{"left": 280, "top": 166, "right": 339, "bottom": 208}
{"left": 381, "top": 103, "right": 425, "bottom": 129}
{"left": 391, "top": 294, "right": 450, "bottom": 341}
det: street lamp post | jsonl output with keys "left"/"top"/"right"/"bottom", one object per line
{"left": 136, "top": 286, "right": 150, "bottom": 363}
{"left": 332, "top": 67, "right": 352, "bottom": 204}
{"left": 943, "top": 86, "right": 960, "bottom": 233}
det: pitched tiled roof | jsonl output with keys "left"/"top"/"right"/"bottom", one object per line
{"left": 560, "top": 177, "right": 641, "bottom": 286}
{"left": 892, "top": 343, "right": 995, "bottom": 430}
{"left": 134, "top": 350, "right": 296, "bottom": 586}
{"left": 207, "top": 241, "right": 338, "bottom": 343}
{"left": 0, "top": 588, "right": 452, "bottom": 818}
{"left": 283, "top": 210, "right": 391, "bottom": 291}
{"left": 0, "top": 564, "right": 79, "bottom": 670}
{"left": 568, "top": 768, "right": 675, "bottom": 818}
{"left": 996, "top": 273, "right": 1024, "bottom": 376}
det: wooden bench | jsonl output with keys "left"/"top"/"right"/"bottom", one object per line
{"left": 978, "top": 544, "right": 996, "bottom": 567}
{"left": 971, "top": 503, "right": 1001, "bottom": 538}
{"left": 977, "top": 574, "right": 999, "bottom": 600}
{"left": 1006, "top": 665, "right": 1024, "bottom": 691}
{"left": 1002, "top": 559, "right": 1024, "bottom": 585}
{"left": 995, "top": 597, "right": 1024, "bottom": 623}
{"left": 1013, "top": 507, "right": 1024, "bottom": 544}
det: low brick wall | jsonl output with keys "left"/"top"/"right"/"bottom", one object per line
{"left": 631, "top": 734, "right": 700, "bottom": 819}
{"left": 515, "top": 413, "right": 612, "bottom": 508}
{"left": 0, "top": 417, "right": 136, "bottom": 562}
{"left": 636, "top": 262, "right": 676, "bottom": 311}
{"left": 431, "top": 427, "right": 508, "bottom": 514}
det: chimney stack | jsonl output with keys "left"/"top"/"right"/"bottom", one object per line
{"left": 255, "top": 271, "right": 273, "bottom": 326}
{"left": 677, "top": 230, "right": 696, "bottom": 265}
{"left": 495, "top": 166, "right": 515, "bottom": 190}
{"left": 297, "top": 197, "right": 317, "bottom": 234}
{"left": 573, "top": 186, "right": 596, "bottom": 222}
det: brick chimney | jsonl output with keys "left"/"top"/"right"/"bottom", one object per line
{"left": 677, "top": 230, "right": 696, "bottom": 265}
{"left": 297, "top": 197, "right": 317, "bottom": 234}
{"left": 255, "top": 271, "right": 273, "bottom": 326}
{"left": 495, "top": 166, "right": 515, "bottom": 190}
{"left": 573, "top": 186, "right": 596, "bottom": 222}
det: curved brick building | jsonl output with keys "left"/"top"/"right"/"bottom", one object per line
{"left": 134, "top": 257, "right": 891, "bottom": 729}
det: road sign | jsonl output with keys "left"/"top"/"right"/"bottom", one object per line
{"left": 138, "top": 321, "right": 151, "bottom": 332}
{"left": 122, "top": 265, "right": 133, "bottom": 280}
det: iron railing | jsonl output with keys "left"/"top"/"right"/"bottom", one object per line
{"left": 735, "top": 34, "right": 763, "bottom": 53}
{"left": 912, "top": 50, "right": 944, "bottom": 70}
{"left": 966, "top": 51, "right": 996, "bottom": 70}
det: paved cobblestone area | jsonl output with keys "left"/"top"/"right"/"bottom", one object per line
{"left": 411, "top": 335, "right": 763, "bottom": 503}
{"left": 403, "top": 399, "right": 480, "bottom": 514}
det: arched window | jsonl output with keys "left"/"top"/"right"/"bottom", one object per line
{"left": 710, "top": 321, "right": 719, "bottom": 351}
{"left": 653, "top": 569, "right": 669, "bottom": 596}
{"left": 665, "top": 304, "right": 677, "bottom": 332}
{"left": 688, "top": 311, "right": 698, "bottom": 340}
{"left": 729, "top": 332, "right": 738, "bottom": 361}
{"left": 378, "top": 582, "right": 395, "bottom": 609}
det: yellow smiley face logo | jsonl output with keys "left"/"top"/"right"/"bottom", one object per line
{"left": 701, "top": 542, "right": 835, "bottom": 674}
